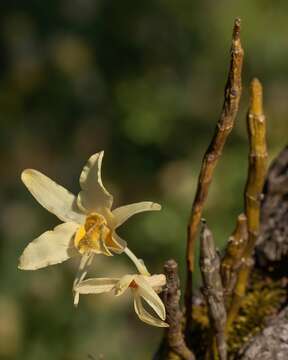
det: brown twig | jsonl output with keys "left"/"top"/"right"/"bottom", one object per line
{"left": 221, "top": 213, "right": 248, "bottom": 302}
{"left": 185, "top": 18, "right": 244, "bottom": 333}
{"left": 226, "top": 78, "right": 268, "bottom": 332}
{"left": 165, "top": 260, "right": 196, "bottom": 360}
{"left": 155, "top": 260, "right": 195, "bottom": 360}
{"left": 200, "top": 220, "right": 227, "bottom": 360}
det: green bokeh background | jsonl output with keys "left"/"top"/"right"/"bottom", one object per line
{"left": 1, "top": 1, "right": 287, "bottom": 359}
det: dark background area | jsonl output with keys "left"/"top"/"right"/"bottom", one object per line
{"left": 0, "top": 1, "right": 287, "bottom": 359}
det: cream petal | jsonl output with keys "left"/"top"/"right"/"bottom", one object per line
{"left": 77, "top": 152, "right": 113, "bottom": 213}
{"left": 18, "top": 222, "right": 79, "bottom": 270}
{"left": 114, "top": 274, "right": 135, "bottom": 296}
{"left": 146, "top": 274, "right": 166, "bottom": 293}
{"left": 108, "top": 232, "right": 127, "bottom": 254}
{"left": 133, "top": 293, "right": 169, "bottom": 328}
{"left": 101, "top": 208, "right": 115, "bottom": 228}
{"left": 21, "top": 169, "right": 85, "bottom": 224}
{"left": 73, "top": 252, "right": 95, "bottom": 306}
{"left": 135, "top": 276, "right": 166, "bottom": 320}
{"left": 75, "top": 278, "right": 118, "bottom": 294}
{"left": 112, "top": 202, "right": 161, "bottom": 229}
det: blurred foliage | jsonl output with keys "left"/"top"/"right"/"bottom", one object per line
{"left": 0, "top": 1, "right": 288, "bottom": 359}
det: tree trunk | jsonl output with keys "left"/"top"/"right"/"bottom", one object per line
{"left": 238, "top": 145, "right": 288, "bottom": 359}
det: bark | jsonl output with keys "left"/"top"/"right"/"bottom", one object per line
{"left": 238, "top": 307, "right": 288, "bottom": 360}
{"left": 255, "top": 145, "right": 288, "bottom": 273}
{"left": 236, "top": 145, "right": 288, "bottom": 359}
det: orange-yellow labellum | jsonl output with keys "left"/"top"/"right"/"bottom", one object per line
{"left": 74, "top": 213, "right": 120, "bottom": 255}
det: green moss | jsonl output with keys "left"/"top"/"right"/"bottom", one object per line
{"left": 227, "top": 275, "right": 286, "bottom": 358}
{"left": 191, "top": 274, "right": 286, "bottom": 359}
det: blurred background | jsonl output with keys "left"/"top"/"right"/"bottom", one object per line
{"left": 0, "top": 1, "right": 287, "bottom": 359}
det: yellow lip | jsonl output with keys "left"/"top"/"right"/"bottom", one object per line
{"left": 74, "top": 213, "right": 122, "bottom": 256}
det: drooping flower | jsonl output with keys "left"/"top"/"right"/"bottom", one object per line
{"left": 18, "top": 151, "right": 161, "bottom": 303}
{"left": 75, "top": 273, "right": 168, "bottom": 327}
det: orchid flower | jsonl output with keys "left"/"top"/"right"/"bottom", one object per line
{"left": 75, "top": 273, "right": 168, "bottom": 327}
{"left": 18, "top": 151, "right": 161, "bottom": 303}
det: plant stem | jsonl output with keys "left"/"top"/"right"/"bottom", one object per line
{"left": 221, "top": 213, "right": 248, "bottom": 304}
{"left": 200, "top": 220, "right": 227, "bottom": 360}
{"left": 162, "top": 260, "right": 196, "bottom": 360}
{"left": 226, "top": 78, "right": 268, "bottom": 332}
{"left": 185, "top": 18, "right": 244, "bottom": 334}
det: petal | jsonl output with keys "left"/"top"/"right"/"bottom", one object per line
{"left": 75, "top": 278, "right": 119, "bottom": 294}
{"left": 114, "top": 274, "right": 135, "bottom": 296}
{"left": 99, "top": 238, "right": 113, "bottom": 256}
{"left": 146, "top": 274, "right": 166, "bottom": 290}
{"left": 135, "top": 276, "right": 166, "bottom": 320}
{"left": 98, "top": 229, "right": 113, "bottom": 256}
{"left": 21, "top": 169, "right": 85, "bottom": 224}
{"left": 107, "top": 232, "right": 127, "bottom": 254}
{"left": 77, "top": 152, "right": 113, "bottom": 213}
{"left": 73, "top": 252, "right": 95, "bottom": 306}
{"left": 133, "top": 293, "right": 169, "bottom": 328}
{"left": 101, "top": 208, "right": 115, "bottom": 228}
{"left": 112, "top": 202, "right": 161, "bottom": 229}
{"left": 18, "top": 222, "right": 79, "bottom": 270}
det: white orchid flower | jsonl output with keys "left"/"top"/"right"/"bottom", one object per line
{"left": 75, "top": 273, "right": 168, "bottom": 327}
{"left": 18, "top": 151, "right": 161, "bottom": 303}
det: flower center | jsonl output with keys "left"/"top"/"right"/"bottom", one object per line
{"left": 74, "top": 213, "right": 112, "bottom": 255}
{"left": 129, "top": 280, "right": 138, "bottom": 289}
